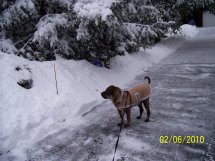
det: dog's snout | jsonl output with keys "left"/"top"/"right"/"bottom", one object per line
{"left": 101, "top": 92, "right": 107, "bottom": 99}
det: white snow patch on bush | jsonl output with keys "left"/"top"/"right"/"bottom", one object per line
{"left": 33, "top": 14, "right": 68, "bottom": 47}
{"left": 179, "top": 24, "right": 199, "bottom": 40}
{"left": 74, "top": 0, "right": 115, "bottom": 21}
{"left": 0, "top": 39, "right": 18, "bottom": 55}
{"left": 2, "top": 0, "right": 36, "bottom": 25}
{"left": 52, "top": 0, "right": 74, "bottom": 9}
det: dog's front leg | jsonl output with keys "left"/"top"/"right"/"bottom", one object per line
{"left": 124, "top": 108, "right": 131, "bottom": 127}
{"left": 117, "top": 109, "right": 124, "bottom": 126}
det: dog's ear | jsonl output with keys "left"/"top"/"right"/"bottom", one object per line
{"left": 106, "top": 85, "right": 115, "bottom": 94}
{"left": 107, "top": 85, "right": 115, "bottom": 90}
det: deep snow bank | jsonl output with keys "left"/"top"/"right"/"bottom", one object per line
{"left": 0, "top": 25, "right": 198, "bottom": 160}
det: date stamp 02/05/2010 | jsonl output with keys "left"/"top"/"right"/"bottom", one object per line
{"left": 160, "top": 135, "right": 205, "bottom": 144}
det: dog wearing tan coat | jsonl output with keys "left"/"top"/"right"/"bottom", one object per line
{"left": 101, "top": 77, "right": 151, "bottom": 127}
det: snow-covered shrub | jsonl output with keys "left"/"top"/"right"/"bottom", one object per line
{"left": 111, "top": 0, "right": 178, "bottom": 50}
{"left": 179, "top": 24, "right": 199, "bottom": 39}
{"left": 74, "top": 4, "right": 131, "bottom": 61}
{"left": 151, "top": 0, "right": 180, "bottom": 21}
{"left": 0, "top": 39, "right": 18, "bottom": 55}
{"left": 125, "top": 24, "right": 158, "bottom": 49}
{"left": 1, "top": 0, "right": 77, "bottom": 60}
{"left": 71, "top": 0, "right": 179, "bottom": 61}
{"left": 175, "top": 0, "right": 215, "bottom": 10}
{"left": 112, "top": 0, "right": 162, "bottom": 24}
{"left": 0, "top": 0, "right": 16, "bottom": 13}
{"left": 73, "top": 1, "right": 128, "bottom": 61}
{"left": 1, "top": 0, "right": 38, "bottom": 49}
{"left": 20, "top": 13, "right": 70, "bottom": 61}
{"left": 34, "top": 0, "right": 75, "bottom": 16}
{"left": 0, "top": 0, "right": 181, "bottom": 62}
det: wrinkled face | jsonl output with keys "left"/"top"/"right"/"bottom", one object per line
{"left": 101, "top": 85, "right": 115, "bottom": 99}
{"left": 101, "top": 85, "right": 121, "bottom": 103}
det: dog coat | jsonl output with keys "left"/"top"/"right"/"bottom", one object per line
{"left": 116, "top": 83, "right": 151, "bottom": 109}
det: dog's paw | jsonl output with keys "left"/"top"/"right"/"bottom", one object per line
{"left": 144, "top": 119, "right": 149, "bottom": 122}
{"left": 136, "top": 116, "right": 141, "bottom": 119}
{"left": 117, "top": 122, "right": 123, "bottom": 126}
{"left": 124, "top": 123, "right": 130, "bottom": 128}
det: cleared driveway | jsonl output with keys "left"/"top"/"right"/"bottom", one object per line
{"left": 27, "top": 28, "right": 215, "bottom": 161}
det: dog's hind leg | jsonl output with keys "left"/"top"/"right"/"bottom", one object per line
{"left": 136, "top": 102, "right": 144, "bottom": 119}
{"left": 143, "top": 98, "right": 150, "bottom": 122}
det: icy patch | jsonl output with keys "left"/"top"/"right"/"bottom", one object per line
{"left": 120, "top": 133, "right": 151, "bottom": 152}
{"left": 172, "top": 103, "right": 183, "bottom": 110}
{"left": 98, "top": 155, "right": 113, "bottom": 161}
{"left": 185, "top": 146, "right": 205, "bottom": 155}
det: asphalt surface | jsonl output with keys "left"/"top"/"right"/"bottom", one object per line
{"left": 27, "top": 28, "right": 215, "bottom": 161}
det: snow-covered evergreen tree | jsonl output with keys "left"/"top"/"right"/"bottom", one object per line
{"left": 175, "top": 0, "right": 215, "bottom": 26}
{"left": 1, "top": 0, "right": 38, "bottom": 47}
{"left": 176, "top": 0, "right": 215, "bottom": 11}
{"left": 175, "top": 0, "right": 215, "bottom": 16}
{"left": 0, "top": 0, "right": 182, "bottom": 62}
{"left": 112, "top": 0, "right": 178, "bottom": 49}
{"left": 0, "top": 0, "right": 77, "bottom": 60}
{"left": 73, "top": 1, "right": 133, "bottom": 61}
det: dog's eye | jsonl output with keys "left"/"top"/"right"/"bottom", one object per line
{"left": 107, "top": 91, "right": 112, "bottom": 95}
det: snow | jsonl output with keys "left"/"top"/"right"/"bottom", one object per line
{"left": 33, "top": 14, "right": 69, "bottom": 47}
{"left": 125, "top": 23, "right": 158, "bottom": 40}
{"left": 128, "top": 3, "right": 137, "bottom": 14}
{"left": 2, "top": 0, "right": 36, "bottom": 25}
{"left": 74, "top": 0, "right": 115, "bottom": 21}
{"left": 0, "top": 39, "right": 18, "bottom": 55}
{"left": 179, "top": 24, "right": 199, "bottom": 40}
{"left": 119, "top": 133, "right": 151, "bottom": 152}
{"left": 52, "top": 0, "right": 74, "bottom": 9}
{"left": 0, "top": 25, "right": 198, "bottom": 160}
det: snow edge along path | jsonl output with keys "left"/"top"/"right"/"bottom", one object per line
{"left": 0, "top": 24, "right": 198, "bottom": 160}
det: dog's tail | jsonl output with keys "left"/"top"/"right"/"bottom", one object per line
{"left": 144, "top": 76, "right": 151, "bottom": 84}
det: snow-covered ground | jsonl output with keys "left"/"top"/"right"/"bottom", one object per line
{"left": 0, "top": 25, "right": 198, "bottom": 160}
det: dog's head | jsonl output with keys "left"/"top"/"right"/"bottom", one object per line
{"left": 101, "top": 85, "right": 122, "bottom": 104}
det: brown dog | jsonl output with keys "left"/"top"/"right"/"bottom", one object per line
{"left": 101, "top": 77, "right": 151, "bottom": 127}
